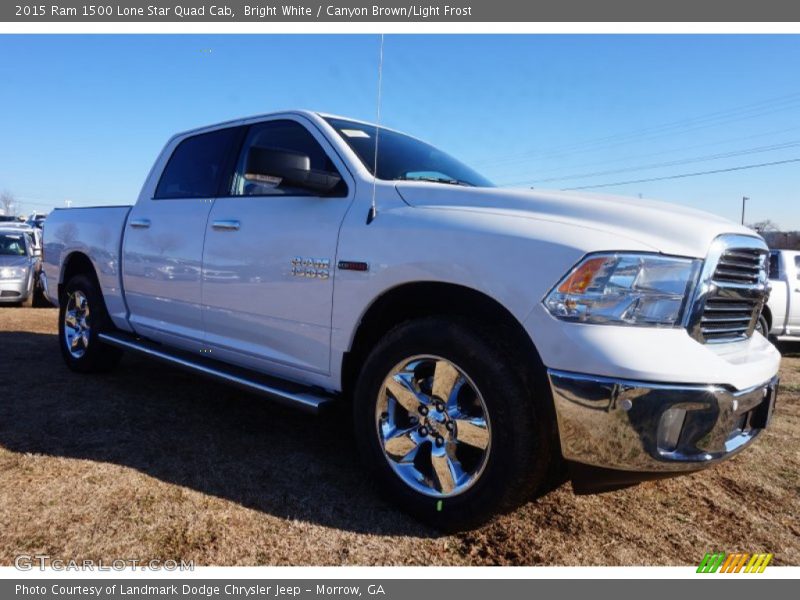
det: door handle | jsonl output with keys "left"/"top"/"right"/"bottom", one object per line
{"left": 212, "top": 220, "right": 240, "bottom": 231}
{"left": 128, "top": 218, "right": 151, "bottom": 229}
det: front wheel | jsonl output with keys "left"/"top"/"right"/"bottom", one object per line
{"left": 756, "top": 313, "right": 770, "bottom": 338}
{"left": 58, "top": 274, "right": 123, "bottom": 373}
{"left": 353, "top": 317, "right": 553, "bottom": 530}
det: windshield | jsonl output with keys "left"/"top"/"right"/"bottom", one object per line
{"left": 325, "top": 117, "right": 493, "bottom": 187}
{"left": 0, "top": 233, "right": 28, "bottom": 256}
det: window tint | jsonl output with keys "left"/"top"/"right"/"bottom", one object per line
{"left": 0, "top": 233, "right": 27, "bottom": 256}
{"left": 231, "top": 120, "right": 344, "bottom": 197}
{"left": 155, "top": 127, "right": 240, "bottom": 199}
{"left": 768, "top": 253, "right": 780, "bottom": 280}
{"left": 795, "top": 256, "right": 800, "bottom": 279}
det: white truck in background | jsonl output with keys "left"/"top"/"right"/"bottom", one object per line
{"left": 762, "top": 249, "right": 800, "bottom": 340}
{"left": 41, "top": 110, "right": 780, "bottom": 529}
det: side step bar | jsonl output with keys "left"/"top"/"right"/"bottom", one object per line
{"left": 98, "top": 332, "right": 336, "bottom": 415}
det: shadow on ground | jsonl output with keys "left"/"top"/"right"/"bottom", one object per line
{"left": 776, "top": 340, "right": 800, "bottom": 357}
{"left": 0, "top": 330, "right": 441, "bottom": 537}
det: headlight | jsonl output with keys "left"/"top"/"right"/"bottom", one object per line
{"left": 544, "top": 253, "right": 702, "bottom": 327}
{"left": 0, "top": 266, "right": 27, "bottom": 280}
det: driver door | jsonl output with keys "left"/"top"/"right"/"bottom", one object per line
{"left": 201, "top": 117, "right": 355, "bottom": 380}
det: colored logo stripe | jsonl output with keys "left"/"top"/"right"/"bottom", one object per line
{"left": 697, "top": 552, "right": 772, "bottom": 573}
{"left": 697, "top": 552, "right": 726, "bottom": 573}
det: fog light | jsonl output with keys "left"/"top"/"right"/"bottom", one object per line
{"left": 657, "top": 408, "right": 687, "bottom": 452}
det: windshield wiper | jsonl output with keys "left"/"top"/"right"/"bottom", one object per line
{"left": 394, "top": 176, "right": 474, "bottom": 187}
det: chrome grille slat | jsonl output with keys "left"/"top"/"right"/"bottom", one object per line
{"left": 702, "top": 327, "right": 749, "bottom": 335}
{"left": 718, "top": 258, "right": 761, "bottom": 269}
{"left": 700, "top": 315, "right": 753, "bottom": 324}
{"left": 686, "top": 234, "right": 769, "bottom": 344}
{"left": 703, "top": 301, "right": 757, "bottom": 312}
{"left": 724, "top": 249, "right": 763, "bottom": 259}
{"left": 713, "top": 269, "right": 759, "bottom": 283}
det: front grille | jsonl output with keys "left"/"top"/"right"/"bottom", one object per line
{"left": 714, "top": 248, "right": 765, "bottom": 284}
{"left": 688, "top": 236, "right": 769, "bottom": 343}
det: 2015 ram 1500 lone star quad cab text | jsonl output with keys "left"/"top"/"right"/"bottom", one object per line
{"left": 41, "top": 111, "right": 780, "bottom": 529}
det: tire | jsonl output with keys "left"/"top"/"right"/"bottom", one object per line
{"left": 353, "top": 317, "right": 553, "bottom": 531}
{"left": 58, "top": 273, "right": 123, "bottom": 373}
{"left": 756, "top": 313, "right": 770, "bottom": 338}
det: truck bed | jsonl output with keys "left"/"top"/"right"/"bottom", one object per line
{"left": 42, "top": 205, "right": 133, "bottom": 328}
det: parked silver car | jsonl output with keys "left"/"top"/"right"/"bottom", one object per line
{"left": 0, "top": 227, "right": 39, "bottom": 305}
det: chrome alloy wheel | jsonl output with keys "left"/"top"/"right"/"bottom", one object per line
{"left": 64, "top": 290, "right": 91, "bottom": 359}
{"left": 375, "top": 355, "right": 492, "bottom": 497}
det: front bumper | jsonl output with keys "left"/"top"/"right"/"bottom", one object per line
{"left": 548, "top": 369, "right": 779, "bottom": 485}
{"left": 0, "top": 279, "right": 31, "bottom": 303}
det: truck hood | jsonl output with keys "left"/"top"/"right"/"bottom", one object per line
{"left": 394, "top": 183, "right": 757, "bottom": 258}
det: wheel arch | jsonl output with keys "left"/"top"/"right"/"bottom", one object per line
{"left": 58, "top": 251, "right": 100, "bottom": 304}
{"left": 341, "top": 281, "right": 549, "bottom": 401}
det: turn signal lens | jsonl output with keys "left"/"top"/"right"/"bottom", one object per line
{"left": 557, "top": 256, "right": 611, "bottom": 295}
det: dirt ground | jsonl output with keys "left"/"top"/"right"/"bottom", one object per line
{"left": 0, "top": 307, "right": 798, "bottom": 566}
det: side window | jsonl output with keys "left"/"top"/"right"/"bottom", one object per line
{"left": 154, "top": 128, "right": 240, "bottom": 199}
{"left": 795, "top": 256, "right": 800, "bottom": 280}
{"left": 231, "top": 120, "right": 345, "bottom": 197}
{"left": 768, "top": 253, "right": 781, "bottom": 280}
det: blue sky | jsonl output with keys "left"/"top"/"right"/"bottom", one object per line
{"left": 0, "top": 34, "right": 798, "bottom": 229}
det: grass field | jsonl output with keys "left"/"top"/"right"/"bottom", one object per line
{"left": 1, "top": 307, "right": 798, "bottom": 566}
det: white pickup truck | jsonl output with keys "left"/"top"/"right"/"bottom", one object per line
{"left": 42, "top": 111, "right": 780, "bottom": 529}
{"left": 762, "top": 249, "right": 800, "bottom": 340}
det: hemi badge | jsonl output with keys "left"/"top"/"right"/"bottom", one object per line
{"left": 338, "top": 260, "right": 369, "bottom": 272}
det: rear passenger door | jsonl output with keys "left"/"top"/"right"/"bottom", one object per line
{"left": 201, "top": 117, "right": 354, "bottom": 381}
{"left": 122, "top": 126, "right": 242, "bottom": 351}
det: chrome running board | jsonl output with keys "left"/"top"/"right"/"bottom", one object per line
{"left": 97, "top": 331, "right": 335, "bottom": 414}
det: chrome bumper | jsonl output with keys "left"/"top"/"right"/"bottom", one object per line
{"left": 548, "top": 370, "right": 778, "bottom": 473}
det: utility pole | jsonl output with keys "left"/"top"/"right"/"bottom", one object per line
{"left": 741, "top": 196, "right": 749, "bottom": 225}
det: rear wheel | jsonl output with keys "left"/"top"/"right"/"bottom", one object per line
{"left": 353, "top": 317, "right": 553, "bottom": 530}
{"left": 58, "top": 274, "right": 123, "bottom": 372}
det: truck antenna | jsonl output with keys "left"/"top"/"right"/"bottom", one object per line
{"left": 367, "top": 34, "right": 385, "bottom": 225}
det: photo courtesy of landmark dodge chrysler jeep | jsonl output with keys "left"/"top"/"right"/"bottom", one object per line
{"left": 41, "top": 111, "right": 781, "bottom": 529}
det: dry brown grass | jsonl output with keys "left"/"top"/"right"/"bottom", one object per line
{"left": 0, "top": 307, "right": 798, "bottom": 566}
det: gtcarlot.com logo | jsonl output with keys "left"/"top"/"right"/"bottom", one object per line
{"left": 697, "top": 552, "right": 773, "bottom": 573}
{"left": 14, "top": 554, "right": 194, "bottom": 571}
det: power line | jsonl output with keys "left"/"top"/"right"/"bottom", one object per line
{"left": 488, "top": 101, "right": 800, "bottom": 168}
{"left": 561, "top": 157, "right": 800, "bottom": 191}
{"left": 473, "top": 90, "right": 800, "bottom": 168}
{"left": 496, "top": 123, "right": 800, "bottom": 181}
{"left": 479, "top": 91, "right": 800, "bottom": 166}
{"left": 504, "top": 139, "right": 800, "bottom": 186}
{"left": 15, "top": 198, "right": 58, "bottom": 208}
{"left": 15, "top": 196, "right": 123, "bottom": 208}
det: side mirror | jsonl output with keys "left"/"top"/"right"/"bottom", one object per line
{"left": 245, "top": 146, "right": 342, "bottom": 195}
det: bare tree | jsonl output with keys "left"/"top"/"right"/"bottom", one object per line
{"left": 0, "top": 190, "right": 17, "bottom": 216}
{"left": 747, "top": 219, "right": 781, "bottom": 233}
